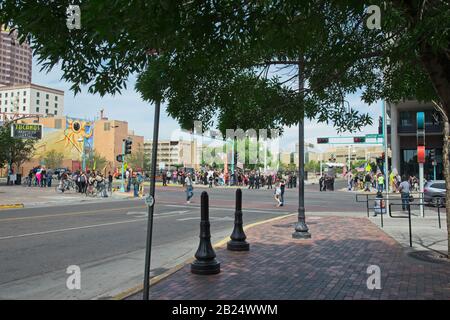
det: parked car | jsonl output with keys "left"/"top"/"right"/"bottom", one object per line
{"left": 424, "top": 180, "right": 446, "bottom": 207}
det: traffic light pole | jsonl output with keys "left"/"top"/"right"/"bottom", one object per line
{"left": 120, "top": 140, "right": 125, "bottom": 192}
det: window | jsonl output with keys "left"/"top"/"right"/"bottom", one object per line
{"left": 45, "top": 101, "right": 49, "bottom": 106}
{"left": 104, "top": 122, "right": 111, "bottom": 131}
{"left": 5, "top": 93, "right": 7, "bottom": 98}
{"left": 431, "top": 183, "right": 445, "bottom": 190}
{"left": 55, "top": 103, "right": 58, "bottom": 108}
{"left": 46, "top": 94, "right": 49, "bottom": 99}
{"left": 0, "top": 93, "right": 2, "bottom": 98}
{"left": 22, "top": 106, "right": 25, "bottom": 111}
{"left": 399, "top": 111, "right": 413, "bottom": 127}
{"left": 36, "top": 99, "right": 40, "bottom": 105}
{"left": 55, "top": 96, "right": 58, "bottom": 101}
{"left": 23, "top": 98, "right": 26, "bottom": 103}
{"left": 54, "top": 110, "right": 58, "bottom": 116}
{"left": 36, "top": 92, "right": 40, "bottom": 97}
{"left": 45, "top": 109, "right": 48, "bottom": 114}
{"left": 23, "top": 91, "right": 26, "bottom": 95}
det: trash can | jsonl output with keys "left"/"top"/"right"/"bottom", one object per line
{"left": 15, "top": 174, "right": 22, "bottom": 185}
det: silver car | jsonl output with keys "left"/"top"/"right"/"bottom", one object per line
{"left": 424, "top": 180, "right": 445, "bottom": 207}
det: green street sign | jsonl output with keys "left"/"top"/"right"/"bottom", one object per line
{"left": 365, "top": 134, "right": 381, "bottom": 139}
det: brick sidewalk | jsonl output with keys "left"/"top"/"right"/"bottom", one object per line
{"left": 127, "top": 215, "right": 450, "bottom": 300}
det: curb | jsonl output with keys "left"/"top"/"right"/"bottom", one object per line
{"left": 112, "top": 212, "right": 296, "bottom": 300}
{"left": 0, "top": 203, "right": 24, "bottom": 210}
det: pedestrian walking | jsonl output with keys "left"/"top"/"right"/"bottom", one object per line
{"left": 185, "top": 173, "right": 194, "bottom": 204}
{"left": 47, "top": 169, "right": 53, "bottom": 187}
{"left": 132, "top": 173, "right": 139, "bottom": 197}
{"left": 398, "top": 175, "right": 411, "bottom": 211}
{"left": 274, "top": 182, "right": 282, "bottom": 207}
{"left": 137, "top": 172, "right": 144, "bottom": 197}
{"left": 162, "top": 170, "right": 167, "bottom": 186}
{"left": 319, "top": 174, "right": 325, "bottom": 191}
{"left": 280, "top": 179, "right": 286, "bottom": 206}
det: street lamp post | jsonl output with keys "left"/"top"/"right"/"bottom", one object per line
{"left": 293, "top": 60, "right": 311, "bottom": 239}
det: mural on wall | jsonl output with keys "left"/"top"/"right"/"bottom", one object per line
{"left": 60, "top": 118, "right": 94, "bottom": 154}
{"left": 33, "top": 118, "right": 94, "bottom": 160}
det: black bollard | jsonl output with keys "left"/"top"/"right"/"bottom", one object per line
{"left": 227, "top": 188, "right": 250, "bottom": 251}
{"left": 191, "top": 191, "right": 221, "bottom": 275}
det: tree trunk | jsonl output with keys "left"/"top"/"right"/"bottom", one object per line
{"left": 419, "top": 45, "right": 450, "bottom": 257}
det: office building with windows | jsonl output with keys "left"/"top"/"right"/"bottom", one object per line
{"left": 0, "top": 83, "right": 64, "bottom": 121}
{"left": 0, "top": 26, "right": 32, "bottom": 86}
{"left": 387, "top": 100, "right": 443, "bottom": 180}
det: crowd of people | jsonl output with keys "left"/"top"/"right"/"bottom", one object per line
{"left": 160, "top": 168, "right": 299, "bottom": 206}
{"left": 344, "top": 169, "right": 420, "bottom": 193}
{"left": 161, "top": 168, "right": 298, "bottom": 189}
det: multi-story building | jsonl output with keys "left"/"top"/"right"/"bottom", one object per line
{"left": 0, "top": 83, "right": 64, "bottom": 121}
{"left": 0, "top": 26, "right": 32, "bottom": 86}
{"left": 387, "top": 100, "right": 443, "bottom": 180}
{"left": 144, "top": 140, "right": 195, "bottom": 170}
{"left": 7, "top": 112, "right": 144, "bottom": 175}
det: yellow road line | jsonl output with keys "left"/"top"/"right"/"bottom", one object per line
{"left": 113, "top": 212, "right": 296, "bottom": 300}
{"left": 0, "top": 205, "right": 146, "bottom": 223}
{"left": 0, "top": 204, "right": 24, "bottom": 210}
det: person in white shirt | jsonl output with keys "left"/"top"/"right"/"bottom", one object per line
{"left": 185, "top": 173, "right": 194, "bottom": 203}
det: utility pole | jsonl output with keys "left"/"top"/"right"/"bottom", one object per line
{"left": 143, "top": 98, "right": 161, "bottom": 300}
{"left": 293, "top": 59, "right": 311, "bottom": 239}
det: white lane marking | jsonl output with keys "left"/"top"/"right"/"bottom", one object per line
{"left": 126, "top": 210, "right": 191, "bottom": 218}
{"left": 165, "top": 204, "right": 289, "bottom": 215}
{"left": 177, "top": 216, "right": 235, "bottom": 222}
{"left": 0, "top": 218, "right": 146, "bottom": 241}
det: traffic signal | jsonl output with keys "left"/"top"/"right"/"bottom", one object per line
{"left": 116, "top": 155, "right": 123, "bottom": 162}
{"left": 417, "top": 146, "right": 425, "bottom": 163}
{"left": 353, "top": 136, "right": 366, "bottom": 143}
{"left": 125, "top": 139, "right": 132, "bottom": 154}
{"left": 429, "top": 149, "right": 435, "bottom": 161}
{"left": 317, "top": 137, "right": 329, "bottom": 144}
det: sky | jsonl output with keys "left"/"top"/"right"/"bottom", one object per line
{"left": 32, "top": 57, "right": 382, "bottom": 153}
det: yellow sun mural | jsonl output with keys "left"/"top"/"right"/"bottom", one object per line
{"left": 59, "top": 119, "right": 94, "bottom": 153}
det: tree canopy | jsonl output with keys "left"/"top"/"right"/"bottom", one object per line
{"left": 2, "top": 1, "right": 448, "bottom": 134}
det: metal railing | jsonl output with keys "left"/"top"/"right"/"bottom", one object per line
{"left": 355, "top": 193, "right": 444, "bottom": 247}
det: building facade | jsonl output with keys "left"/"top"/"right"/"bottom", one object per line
{"left": 0, "top": 83, "right": 64, "bottom": 121}
{"left": 0, "top": 27, "right": 32, "bottom": 86}
{"left": 144, "top": 140, "right": 195, "bottom": 170}
{"left": 387, "top": 100, "right": 443, "bottom": 180}
{"left": 10, "top": 113, "right": 144, "bottom": 175}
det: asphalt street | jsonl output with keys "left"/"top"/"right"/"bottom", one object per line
{"left": 0, "top": 181, "right": 366, "bottom": 299}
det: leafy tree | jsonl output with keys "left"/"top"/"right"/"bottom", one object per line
{"left": 2, "top": 1, "right": 449, "bottom": 252}
{"left": 85, "top": 150, "right": 107, "bottom": 172}
{"left": 0, "top": 124, "right": 35, "bottom": 172}
{"left": 42, "top": 150, "right": 64, "bottom": 169}
{"left": 126, "top": 145, "right": 150, "bottom": 171}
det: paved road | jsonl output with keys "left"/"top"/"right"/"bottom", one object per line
{"left": 0, "top": 181, "right": 365, "bottom": 299}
